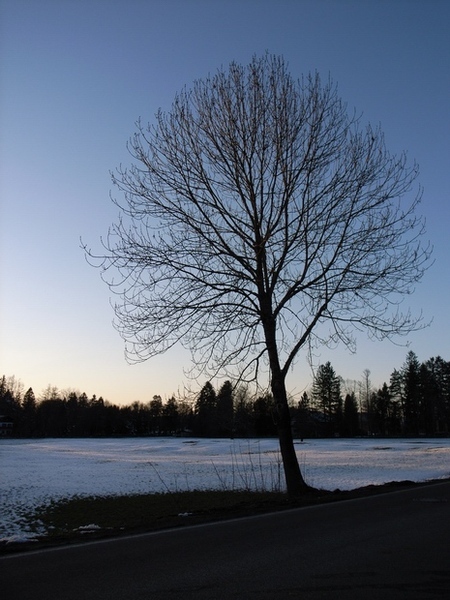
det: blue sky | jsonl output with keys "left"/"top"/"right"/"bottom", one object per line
{"left": 1, "top": 0, "right": 449, "bottom": 405}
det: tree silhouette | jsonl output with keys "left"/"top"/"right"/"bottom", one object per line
{"left": 216, "top": 380, "right": 234, "bottom": 437}
{"left": 85, "top": 55, "right": 431, "bottom": 495}
{"left": 343, "top": 392, "right": 359, "bottom": 437}
{"left": 195, "top": 381, "right": 217, "bottom": 436}
{"left": 312, "top": 362, "right": 342, "bottom": 435}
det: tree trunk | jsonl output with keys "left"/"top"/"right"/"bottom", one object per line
{"left": 259, "top": 299, "right": 310, "bottom": 495}
{"left": 271, "top": 370, "right": 310, "bottom": 496}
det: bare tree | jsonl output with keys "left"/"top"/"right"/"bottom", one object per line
{"left": 85, "top": 55, "right": 431, "bottom": 496}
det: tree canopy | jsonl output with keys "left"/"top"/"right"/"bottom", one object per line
{"left": 85, "top": 54, "right": 431, "bottom": 495}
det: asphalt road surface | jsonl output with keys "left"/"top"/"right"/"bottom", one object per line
{"left": 2, "top": 481, "right": 449, "bottom": 599}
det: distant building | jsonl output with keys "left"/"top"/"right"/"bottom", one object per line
{"left": 0, "top": 416, "right": 13, "bottom": 437}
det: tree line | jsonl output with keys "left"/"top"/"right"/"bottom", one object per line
{"left": 302, "top": 352, "right": 450, "bottom": 438}
{"left": 1, "top": 352, "right": 448, "bottom": 439}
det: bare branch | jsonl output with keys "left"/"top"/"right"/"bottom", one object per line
{"left": 84, "top": 54, "right": 432, "bottom": 495}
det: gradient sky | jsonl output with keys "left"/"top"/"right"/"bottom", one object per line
{"left": 1, "top": 0, "right": 449, "bottom": 405}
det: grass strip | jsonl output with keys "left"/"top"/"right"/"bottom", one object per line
{"left": 9, "top": 478, "right": 445, "bottom": 554}
{"left": 31, "top": 490, "right": 291, "bottom": 542}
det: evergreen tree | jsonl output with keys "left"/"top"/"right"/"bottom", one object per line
{"left": 295, "top": 392, "right": 311, "bottom": 439}
{"left": 89, "top": 395, "right": 107, "bottom": 436}
{"left": 149, "top": 395, "right": 163, "bottom": 433}
{"left": 372, "top": 383, "right": 391, "bottom": 436}
{"left": 343, "top": 392, "right": 359, "bottom": 437}
{"left": 65, "top": 392, "right": 82, "bottom": 436}
{"left": 0, "top": 375, "right": 21, "bottom": 426}
{"left": 36, "top": 398, "right": 67, "bottom": 436}
{"left": 421, "top": 357, "right": 450, "bottom": 433}
{"left": 253, "top": 394, "right": 276, "bottom": 437}
{"left": 389, "top": 368, "right": 405, "bottom": 432}
{"left": 162, "top": 396, "right": 179, "bottom": 433}
{"left": 195, "top": 382, "right": 218, "bottom": 436}
{"left": 20, "top": 387, "right": 37, "bottom": 437}
{"left": 402, "top": 351, "right": 421, "bottom": 435}
{"left": 216, "top": 381, "right": 234, "bottom": 437}
{"left": 312, "top": 362, "right": 342, "bottom": 436}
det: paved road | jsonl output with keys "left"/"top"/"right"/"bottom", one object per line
{"left": 2, "top": 481, "right": 450, "bottom": 599}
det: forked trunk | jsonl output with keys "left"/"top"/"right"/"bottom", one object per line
{"left": 257, "top": 266, "right": 310, "bottom": 495}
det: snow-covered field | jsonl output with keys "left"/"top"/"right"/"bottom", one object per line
{"left": 1, "top": 437, "right": 449, "bottom": 542}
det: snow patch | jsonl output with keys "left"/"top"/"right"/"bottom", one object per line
{"left": 1, "top": 437, "right": 449, "bottom": 541}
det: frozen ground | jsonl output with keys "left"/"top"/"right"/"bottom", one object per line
{"left": 1, "top": 437, "right": 449, "bottom": 542}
